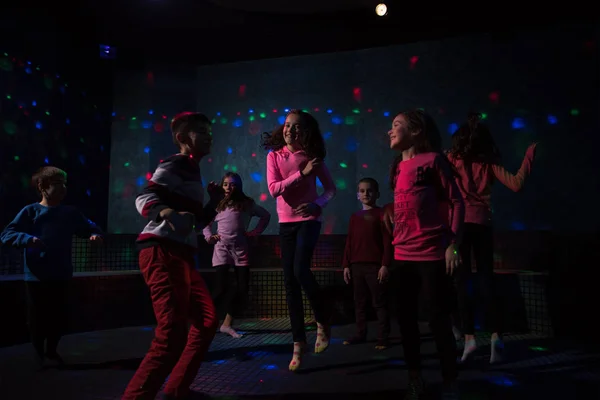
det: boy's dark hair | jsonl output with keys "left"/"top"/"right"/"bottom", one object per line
{"left": 358, "top": 177, "right": 379, "bottom": 193}
{"left": 170, "top": 112, "right": 211, "bottom": 145}
{"left": 216, "top": 172, "right": 254, "bottom": 212}
{"left": 261, "top": 109, "right": 326, "bottom": 159}
{"left": 32, "top": 166, "right": 67, "bottom": 194}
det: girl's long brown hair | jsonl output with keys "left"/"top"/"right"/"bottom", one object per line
{"left": 261, "top": 109, "right": 326, "bottom": 159}
{"left": 216, "top": 172, "right": 254, "bottom": 212}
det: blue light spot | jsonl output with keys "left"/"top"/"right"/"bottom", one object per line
{"left": 212, "top": 360, "right": 226, "bottom": 365}
{"left": 547, "top": 115, "right": 557, "bottom": 125}
{"left": 148, "top": 110, "right": 154, "bottom": 115}
{"left": 66, "top": 118, "right": 70, "bottom": 125}
{"left": 32, "top": 101, "right": 37, "bottom": 107}
{"left": 25, "top": 67, "right": 32, "bottom": 74}
{"left": 511, "top": 221, "right": 526, "bottom": 231}
{"left": 27, "top": 61, "right": 31, "bottom": 65}
{"left": 249, "top": 109, "right": 254, "bottom": 113}
{"left": 141, "top": 120, "right": 152, "bottom": 129}
{"left": 284, "top": 108, "right": 290, "bottom": 113}
{"left": 277, "top": 116, "right": 286, "bottom": 125}
{"left": 388, "top": 359, "right": 405, "bottom": 366}
{"left": 141, "top": 326, "right": 153, "bottom": 331}
{"left": 35, "top": 121, "right": 42, "bottom": 129}
{"left": 345, "top": 137, "right": 358, "bottom": 152}
{"left": 78, "top": 155, "right": 86, "bottom": 165}
{"left": 44, "top": 157, "right": 49, "bottom": 164}
{"left": 316, "top": 178, "right": 323, "bottom": 188}
{"left": 216, "top": 112, "right": 221, "bottom": 116}
{"left": 100, "top": 145, "right": 104, "bottom": 152}
{"left": 251, "top": 172, "right": 262, "bottom": 182}
{"left": 233, "top": 119, "right": 243, "bottom": 128}
{"left": 326, "top": 109, "right": 333, "bottom": 114}
{"left": 488, "top": 375, "right": 517, "bottom": 387}
{"left": 202, "top": 178, "right": 206, "bottom": 187}
{"left": 383, "top": 111, "right": 390, "bottom": 117}
{"left": 86, "top": 189, "right": 91, "bottom": 197}
{"left": 323, "top": 132, "right": 332, "bottom": 140}
{"left": 227, "top": 147, "right": 233, "bottom": 154}
{"left": 60, "top": 86, "right": 65, "bottom": 94}
{"left": 448, "top": 123, "right": 458, "bottom": 135}
{"left": 144, "top": 147, "right": 150, "bottom": 154}
{"left": 137, "top": 176, "right": 146, "bottom": 186}
{"left": 261, "top": 364, "right": 278, "bottom": 370}
{"left": 331, "top": 116, "right": 343, "bottom": 125}
{"left": 511, "top": 118, "right": 525, "bottom": 129}
{"left": 111, "top": 112, "right": 116, "bottom": 117}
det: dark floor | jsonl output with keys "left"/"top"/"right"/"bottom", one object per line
{"left": 0, "top": 319, "right": 598, "bottom": 400}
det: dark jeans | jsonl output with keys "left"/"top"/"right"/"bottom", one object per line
{"left": 25, "top": 280, "right": 70, "bottom": 358}
{"left": 212, "top": 265, "right": 250, "bottom": 319}
{"left": 280, "top": 220, "right": 326, "bottom": 343}
{"left": 351, "top": 263, "right": 390, "bottom": 340}
{"left": 454, "top": 223, "right": 501, "bottom": 335}
{"left": 390, "top": 259, "right": 457, "bottom": 381}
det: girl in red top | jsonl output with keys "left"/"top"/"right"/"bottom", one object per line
{"left": 388, "top": 109, "right": 464, "bottom": 399}
{"left": 447, "top": 113, "right": 537, "bottom": 364}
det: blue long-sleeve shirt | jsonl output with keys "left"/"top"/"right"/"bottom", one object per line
{"left": 0, "top": 203, "right": 103, "bottom": 281}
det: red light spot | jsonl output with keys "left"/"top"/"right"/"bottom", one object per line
{"left": 236, "top": 111, "right": 241, "bottom": 116}
{"left": 367, "top": 108, "right": 372, "bottom": 113}
{"left": 314, "top": 108, "right": 320, "bottom": 112}
{"left": 489, "top": 92, "right": 500, "bottom": 103}
{"left": 251, "top": 153, "right": 256, "bottom": 157}
{"left": 409, "top": 56, "right": 419, "bottom": 69}
{"left": 272, "top": 109, "right": 277, "bottom": 113}
{"left": 162, "top": 115, "right": 167, "bottom": 119}
{"left": 207, "top": 158, "right": 212, "bottom": 163}
{"left": 147, "top": 71, "right": 154, "bottom": 85}
{"left": 238, "top": 84, "right": 246, "bottom": 97}
{"left": 145, "top": 172, "right": 152, "bottom": 180}
{"left": 259, "top": 193, "right": 267, "bottom": 202}
{"left": 352, "top": 87, "right": 362, "bottom": 102}
{"left": 153, "top": 122, "right": 164, "bottom": 133}
{"left": 362, "top": 163, "right": 368, "bottom": 168}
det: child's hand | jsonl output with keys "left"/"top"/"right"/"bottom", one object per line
{"left": 28, "top": 237, "right": 45, "bottom": 248}
{"left": 294, "top": 203, "right": 320, "bottom": 217}
{"left": 207, "top": 181, "right": 224, "bottom": 203}
{"left": 89, "top": 235, "right": 103, "bottom": 245}
{"left": 445, "top": 244, "right": 461, "bottom": 275}
{"left": 207, "top": 234, "right": 220, "bottom": 244}
{"left": 343, "top": 268, "right": 351, "bottom": 284}
{"left": 378, "top": 266, "right": 389, "bottom": 283}
{"left": 167, "top": 212, "right": 196, "bottom": 236}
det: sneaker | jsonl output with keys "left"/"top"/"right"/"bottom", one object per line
{"left": 404, "top": 377, "right": 424, "bottom": 400}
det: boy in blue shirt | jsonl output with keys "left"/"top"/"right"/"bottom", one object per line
{"left": 0, "top": 166, "right": 103, "bottom": 368}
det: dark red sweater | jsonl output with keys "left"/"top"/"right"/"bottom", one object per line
{"left": 342, "top": 207, "right": 393, "bottom": 269}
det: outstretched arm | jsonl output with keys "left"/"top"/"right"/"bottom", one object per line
{"left": 492, "top": 143, "right": 537, "bottom": 192}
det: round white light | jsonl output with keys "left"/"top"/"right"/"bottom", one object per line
{"left": 375, "top": 3, "right": 387, "bottom": 16}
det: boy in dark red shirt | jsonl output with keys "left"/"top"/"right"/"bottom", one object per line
{"left": 342, "top": 178, "right": 392, "bottom": 350}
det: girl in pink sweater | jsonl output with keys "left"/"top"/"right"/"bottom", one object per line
{"left": 203, "top": 173, "right": 270, "bottom": 338}
{"left": 388, "top": 109, "right": 464, "bottom": 399}
{"left": 447, "top": 113, "right": 537, "bottom": 364}
{"left": 262, "top": 109, "right": 336, "bottom": 371}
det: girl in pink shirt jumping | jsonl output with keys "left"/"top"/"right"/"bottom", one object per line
{"left": 388, "top": 109, "right": 464, "bottom": 400}
{"left": 203, "top": 172, "right": 271, "bottom": 339}
{"left": 262, "top": 109, "right": 337, "bottom": 371}
{"left": 447, "top": 113, "right": 537, "bottom": 364}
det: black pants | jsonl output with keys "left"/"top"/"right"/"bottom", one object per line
{"left": 280, "top": 220, "right": 326, "bottom": 343}
{"left": 212, "top": 265, "right": 250, "bottom": 319}
{"left": 454, "top": 223, "right": 501, "bottom": 335}
{"left": 25, "top": 280, "right": 70, "bottom": 358}
{"left": 390, "top": 260, "right": 457, "bottom": 381}
{"left": 351, "top": 263, "right": 390, "bottom": 340}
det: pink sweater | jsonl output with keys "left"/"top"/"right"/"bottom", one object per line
{"left": 447, "top": 144, "right": 536, "bottom": 225}
{"left": 266, "top": 147, "right": 336, "bottom": 223}
{"left": 392, "top": 152, "right": 464, "bottom": 261}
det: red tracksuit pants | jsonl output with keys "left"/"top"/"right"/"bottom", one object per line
{"left": 123, "top": 243, "right": 218, "bottom": 399}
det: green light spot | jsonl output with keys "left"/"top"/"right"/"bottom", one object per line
{"left": 481, "top": 113, "right": 488, "bottom": 119}
{"left": 45, "top": 111, "right": 50, "bottom": 116}
{"left": 124, "top": 162, "right": 130, "bottom": 167}
{"left": 14, "top": 155, "right": 20, "bottom": 161}
{"left": 80, "top": 138, "right": 84, "bottom": 143}
{"left": 224, "top": 164, "right": 229, "bottom": 171}
{"left": 211, "top": 118, "right": 216, "bottom": 124}
{"left": 570, "top": 109, "right": 579, "bottom": 116}
{"left": 339, "top": 162, "right": 347, "bottom": 168}
{"left": 335, "top": 179, "right": 347, "bottom": 190}
{"left": 259, "top": 112, "right": 266, "bottom": 118}
{"left": 220, "top": 117, "right": 228, "bottom": 124}
{"left": 344, "top": 116, "right": 356, "bottom": 125}
{"left": 529, "top": 346, "right": 548, "bottom": 352}
{"left": 352, "top": 108, "right": 360, "bottom": 114}
{"left": 6, "top": 94, "right": 11, "bottom": 99}
{"left": 231, "top": 165, "right": 238, "bottom": 172}
{"left": 302, "top": 109, "right": 309, "bottom": 113}
{"left": 249, "top": 115, "right": 255, "bottom": 121}
{"left": 131, "top": 117, "right": 137, "bottom": 120}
